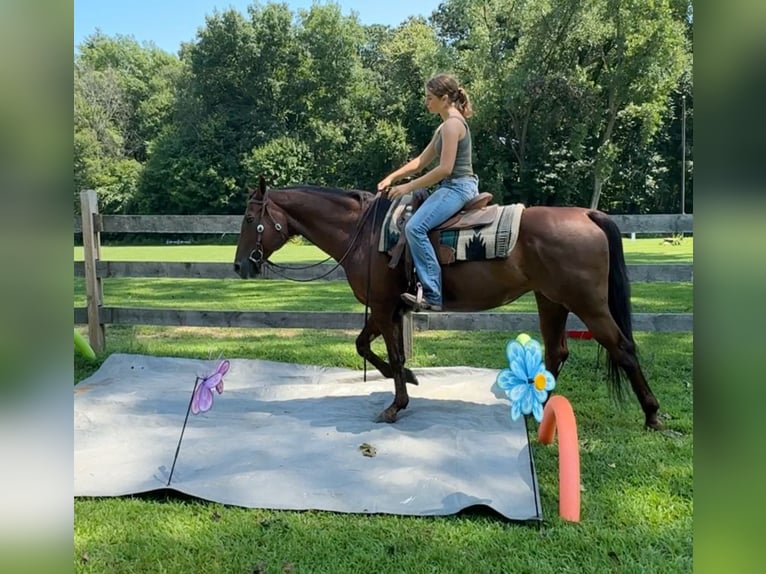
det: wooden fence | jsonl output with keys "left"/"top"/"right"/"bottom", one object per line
{"left": 74, "top": 190, "right": 693, "bottom": 353}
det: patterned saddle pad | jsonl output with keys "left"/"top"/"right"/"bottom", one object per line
{"left": 378, "top": 195, "right": 525, "bottom": 262}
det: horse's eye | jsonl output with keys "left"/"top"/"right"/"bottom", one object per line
{"left": 246, "top": 214, "right": 254, "bottom": 223}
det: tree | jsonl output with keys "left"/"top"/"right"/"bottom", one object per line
{"left": 244, "top": 136, "right": 313, "bottom": 188}
{"left": 580, "top": 0, "right": 689, "bottom": 209}
{"left": 76, "top": 0, "right": 692, "bottom": 215}
{"left": 430, "top": 0, "right": 689, "bottom": 210}
{"left": 374, "top": 17, "right": 451, "bottom": 151}
{"left": 74, "top": 33, "right": 180, "bottom": 212}
{"left": 77, "top": 32, "right": 180, "bottom": 162}
{"left": 137, "top": 5, "right": 302, "bottom": 213}
{"left": 431, "top": 0, "right": 592, "bottom": 204}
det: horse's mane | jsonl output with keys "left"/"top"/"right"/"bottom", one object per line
{"left": 277, "top": 184, "right": 379, "bottom": 209}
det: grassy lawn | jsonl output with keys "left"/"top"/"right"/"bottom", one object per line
{"left": 74, "top": 236, "right": 694, "bottom": 264}
{"left": 74, "top": 236, "right": 693, "bottom": 573}
{"left": 75, "top": 327, "right": 692, "bottom": 573}
{"left": 74, "top": 277, "right": 692, "bottom": 314}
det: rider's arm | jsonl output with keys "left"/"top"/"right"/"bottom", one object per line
{"left": 378, "top": 136, "right": 438, "bottom": 188}
{"left": 398, "top": 119, "right": 462, "bottom": 192}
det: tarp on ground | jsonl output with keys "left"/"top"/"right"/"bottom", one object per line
{"left": 74, "top": 354, "right": 542, "bottom": 521}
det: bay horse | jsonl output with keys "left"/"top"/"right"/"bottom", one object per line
{"left": 233, "top": 180, "right": 661, "bottom": 429}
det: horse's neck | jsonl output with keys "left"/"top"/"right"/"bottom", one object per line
{"left": 277, "top": 190, "right": 362, "bottom": 261}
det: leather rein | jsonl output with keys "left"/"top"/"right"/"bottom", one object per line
{"left": 246, "top": 188, "right": 382, "bottom": 283}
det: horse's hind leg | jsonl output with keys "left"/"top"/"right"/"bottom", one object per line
{"left": 355, "top": 318, "right": 419, "bottom": 385}
{"left": 574, "top": 306, "right": 661, "bottom": 430}
{"left": 535, "top": 292, "right": 570, "bottom": 377}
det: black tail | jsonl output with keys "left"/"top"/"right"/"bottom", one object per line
{"left": 587, "top": 210, "right": 635, "bottom": 401}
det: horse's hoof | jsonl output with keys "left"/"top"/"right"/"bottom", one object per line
{"left": 375, "top": 409, "right": 398, "bottom": 424}
{"left": 645, "top": 417, "right": 664, "bottom": 431}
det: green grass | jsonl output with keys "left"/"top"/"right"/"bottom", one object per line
{"left": 74, "top": 237, "right": 693, "bottom": 264}
{"left": 74, "top": 237, "right": 693, "bottom": 573}
{"left": 73, "top": 277, "right": 692, "bottom": 314}
{"left": 75, "top": 327, "right": 692, "bottom": 573}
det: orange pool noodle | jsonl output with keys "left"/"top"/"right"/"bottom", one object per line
{"left": 539, "top": 395, "right": 580, "bottom": 522}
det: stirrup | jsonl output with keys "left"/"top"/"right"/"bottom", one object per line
{"left": 400, "top": 291, "right": 442, "bottom": 312}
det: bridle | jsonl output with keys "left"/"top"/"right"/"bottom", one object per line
{"left": 246, "top": 187, "right": 290, "bottom": 270}
{"left": 245, "top": 188, "right": 383, "bottom": 282}
{"left": 244, "top": 186, "right": 387, "bottom": 383}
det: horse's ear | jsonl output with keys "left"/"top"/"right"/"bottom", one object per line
{"left": 247, "top": 176, "right": 268, "bottom": 201}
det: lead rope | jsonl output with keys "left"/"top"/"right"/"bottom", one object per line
{"left": 363, "top": 192, "right": 384, "bottom": 382}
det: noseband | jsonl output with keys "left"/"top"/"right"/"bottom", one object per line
{"left": 247, "top": 188, "right": 289, "bottom": 267}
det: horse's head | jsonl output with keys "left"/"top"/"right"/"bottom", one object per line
{"left": 234, "top": 177, "right": 290, "bottom": 278}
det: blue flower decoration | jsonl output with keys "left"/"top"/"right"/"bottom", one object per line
{"left": 496, "top": 334, "right": 556, "bottom": 422}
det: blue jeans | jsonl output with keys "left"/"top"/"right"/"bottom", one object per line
{"left": 404, "top": 175, "right": 479, "bottom": 305}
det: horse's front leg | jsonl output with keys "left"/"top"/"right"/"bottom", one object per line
{"left": 355, "top": 318, "right": 419, "bottom": 385}
{"left": 370, "top": 312, "right": 409, "bottom": 423}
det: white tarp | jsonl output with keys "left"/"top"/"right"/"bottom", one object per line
{"left": 74, "top": 353, "right": 541, "bottom": 521}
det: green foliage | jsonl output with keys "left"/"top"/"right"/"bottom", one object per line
{"left": 74, "top": 33, "right": 181, "bottom": 212}
{"left": 244, "top": 136, "right": 314, "bottom": 188}
{"left": 74, "top": 0, "right": 692, "bottom": 215}
{"left": 434, "top": 0, "right": 690, "bottom": 209}
{"left": 134, "top": 125, "right": 242, "bottom": 214}
{"left": 374, "top": 17, "right": 449, "bottom": 150}
{"left": 342, "top": 119, "right": 410, "bottom": 190}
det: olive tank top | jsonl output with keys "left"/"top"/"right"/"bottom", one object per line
{"left": 433, "top": 116, "right": 474, "bottom": 178}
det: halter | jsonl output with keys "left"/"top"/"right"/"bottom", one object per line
{"left": 246, "top": 187, "right": 289, "bottom": 268}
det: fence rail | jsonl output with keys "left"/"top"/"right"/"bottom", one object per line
{"left": 73, "top": 307, "right": 693, "bottom": 333}
{"left": 75, "top": 190, "right": 693, "bottom": 354}
{"left": 73, "top": 261, "right": 693, "bottom": 283}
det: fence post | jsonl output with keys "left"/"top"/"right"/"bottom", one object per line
{"left": 402, "top": 313, "right": 413, "bottom": 359}
{"left": 80, "top": 190, "right": 105, "bottom": 353}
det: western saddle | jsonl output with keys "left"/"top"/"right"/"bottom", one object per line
{"left": 388, "top": 190, "right": 496, "bottom": 268}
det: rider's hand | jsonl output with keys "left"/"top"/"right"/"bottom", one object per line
{"left": 387, "top": 183, "right": 412, "bottom": 200}
{"left": 377, "top": 176, "right": 393, "bottom": 192}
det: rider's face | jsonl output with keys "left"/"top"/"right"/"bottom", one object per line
{"left": 425, "top": 89, "right": 448, "bottom": 114}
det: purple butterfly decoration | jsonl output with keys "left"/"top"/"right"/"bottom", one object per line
{"left": 191, "top": 359, "right": 230, "bottom": 414}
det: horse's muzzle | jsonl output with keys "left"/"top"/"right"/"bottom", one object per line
{"left": 235, "top": 247, "right": 265, "bottom": 278}
{"left": 233, "top": 257, "right": 261, "bottom": 279}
